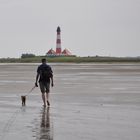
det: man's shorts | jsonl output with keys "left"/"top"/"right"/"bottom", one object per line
{"left": 39, "top": 81, "right": 50, "bottom": 93}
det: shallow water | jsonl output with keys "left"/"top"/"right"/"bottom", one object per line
{"left": 0, "top": 63, "right": 140, "bottom": 140}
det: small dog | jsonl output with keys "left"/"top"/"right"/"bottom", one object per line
{"left": 21, "top": 96, "right": 26, "bottom": 106}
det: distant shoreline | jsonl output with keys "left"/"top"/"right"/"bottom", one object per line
{"left": 0, "top": 56, "right": 140, "bottom": 63}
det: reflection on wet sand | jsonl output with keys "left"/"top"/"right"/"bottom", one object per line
{"left": 34, "top": 107, "right": 53, "bottom": 140}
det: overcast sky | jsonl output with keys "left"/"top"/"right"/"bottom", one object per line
{"left": 0, "top": 0, "right": 140, "bottom": 58}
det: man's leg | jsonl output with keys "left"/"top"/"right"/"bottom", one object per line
{"left": 46, "top": 93, "right": 50, "bottom": 106}
{"left": 45, "top": 83, "right": 50, "bottom": 106}
{"left": 42, "top": 93, "right": 46, "bottom": 107}
{"left": 39, "top": 82, "right": 46, "bottom": 107}
{"left": 45, "top": 92, "right": 49, "bottom": 101}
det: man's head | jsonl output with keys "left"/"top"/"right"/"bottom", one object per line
{"left": 41, "top": 58, "right": 47, "bottom": 64}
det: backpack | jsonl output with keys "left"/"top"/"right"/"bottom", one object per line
{"left": 40, "top": 65, "right": 53, "bottom": 79}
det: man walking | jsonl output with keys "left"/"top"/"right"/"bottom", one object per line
{"left": 35, "top": 58, "right": 54, "bottom": 107}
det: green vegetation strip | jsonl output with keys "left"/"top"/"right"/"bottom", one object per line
{"left": 0, "top": 56, "right": 140, "bottom": 63}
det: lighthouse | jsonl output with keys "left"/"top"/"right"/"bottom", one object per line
{"left": 46, "top": 26, "right": 74, "bottom": 56}
{"left": 56, "top": 26, "right": 62, "bottom": 55}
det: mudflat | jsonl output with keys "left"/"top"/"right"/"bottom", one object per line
{"left": 0, "top": 63, "right": 140, "bottom": 140}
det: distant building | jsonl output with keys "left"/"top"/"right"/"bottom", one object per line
{"left": 46, "top": 27, "right": 73, "bottom": 56}
{"left": 62, "top": 48, "right": 72, "bottom": 55}
{"left": 46, "top": 48, "right": 56, "bottom": 56}
{"left": 56, "top": 26, "right": 62, "bottom": 55}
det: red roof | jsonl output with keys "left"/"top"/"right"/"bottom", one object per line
{"left": 62, "top": 49, "right": 72, "bottom": 55}
{"left": 47, "top": 48, "right": 56, "bottom": 55}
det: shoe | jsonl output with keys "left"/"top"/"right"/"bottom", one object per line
{"left": 47, "top": 100, "right": 50, "bottom": 106}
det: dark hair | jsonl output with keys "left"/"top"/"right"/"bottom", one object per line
{"left": 41, "top": 58, "right": 46, "bottom": 63}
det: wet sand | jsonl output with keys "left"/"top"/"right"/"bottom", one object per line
{"left": 0, "top": 63, "right": 140, "bottom": 140}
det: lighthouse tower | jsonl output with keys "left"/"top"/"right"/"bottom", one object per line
{"left": 56, "top": 26, "right": 62, "bottom": 55}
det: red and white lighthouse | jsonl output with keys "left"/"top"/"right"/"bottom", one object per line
{"left": 46, "top": 26, "right": 74, "bottom": 56}
{"left": 56, "top": 26, "right": 62, "bottom": 54}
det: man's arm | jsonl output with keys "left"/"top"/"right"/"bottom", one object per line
{"left": 50, "top": 67, "right": 54, "bottom": 87}
{"left": 51, "top": 75, "right": 54, "bottom": 87}
{"left": 35, "top": 73, "right": 39, "bottom": 87}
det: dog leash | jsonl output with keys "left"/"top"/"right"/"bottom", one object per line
{"left": 25, "top": 86, "right": 36, "bottom": 96}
